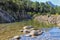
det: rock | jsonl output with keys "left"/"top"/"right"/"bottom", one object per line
{"left": 48, "top": 15, "right": 57, "bottom": 24}
{"left": 0, "top": 9, "right": 15, "bottom": 23}
{"left": 34, "top": 15, "right": 48, "bottom": 24}
{"left": 34, "top": 15, "right": 60, "bottom": 25}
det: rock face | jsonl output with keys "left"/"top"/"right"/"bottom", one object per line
{"left": 0, "top": 9, "right": 31, "bottom": 23}
{"left": 34, "top": 15, "right": 60, "bottom": 26}
{"left": 0, "top": 9, "right": 15, "bottom": 23}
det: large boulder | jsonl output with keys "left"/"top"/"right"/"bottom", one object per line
{"left": 34, "top": 15, "right": 48, "bottom": 24}
{"left": 0, "top": 9, "right": 31, "bottom": 23}
{"left": 48, "top": 15, "right": 57, "bottom": 24}
{"left": 0, "top": 9, "right": 15, "bottom": 23}
{"left": 57, "top": 15, "right": 60, "bottom": 26}
{"left": 34, "top": 15, "right": 60, "bottom": 26}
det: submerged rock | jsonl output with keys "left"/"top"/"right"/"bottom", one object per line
{"left": 19, "top": 27, "right": 60, "bottom": 40}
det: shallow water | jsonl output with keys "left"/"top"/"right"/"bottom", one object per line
{"left": 19, "top": 27, "right": 60, "bottom": 40}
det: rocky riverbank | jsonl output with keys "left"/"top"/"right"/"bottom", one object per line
{"left": 34, "top": 15, "right": 60, "bottom": 26}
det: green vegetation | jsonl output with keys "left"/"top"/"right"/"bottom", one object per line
{"left": 55, "top": 6, "right": 60, "bottom": 14}
{"left": 0, "top": 0, "right": 59, "bottom": 40}
{"left": 0, "top": 20, "right": 56, "bottom": 40}
{"left": 0, "top": 0, "right": 56, "bottom": 14}
{"left": 0, "top": 0, "right": 60, "bottom": 22}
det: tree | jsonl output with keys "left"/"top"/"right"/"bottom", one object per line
{"left": 31, "top": 1, "right": 39, "bottom": 12}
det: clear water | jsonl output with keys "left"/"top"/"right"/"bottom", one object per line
{"left": 20, "top": 27, "right": 60, "bottom": 40}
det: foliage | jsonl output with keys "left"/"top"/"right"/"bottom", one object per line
{"left": 0, "top": 0, "right": 60, "bottom": 14}
{"left": 0, "top": 0, "right": 60, "bottom": 22}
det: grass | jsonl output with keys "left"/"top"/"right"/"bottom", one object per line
{"left": 0, "top": 20, "right": 56, "bottom": 40}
